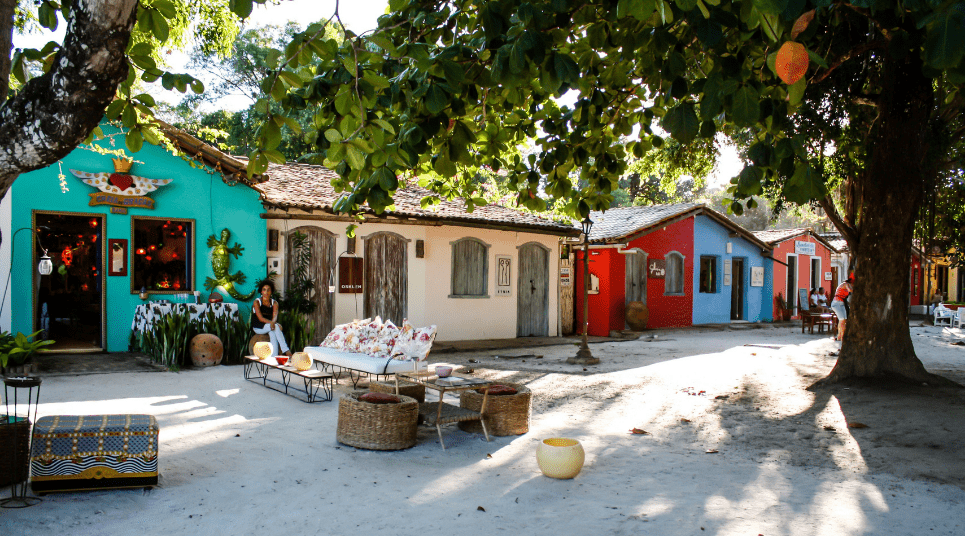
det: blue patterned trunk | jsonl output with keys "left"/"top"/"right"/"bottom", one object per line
{"left": 30, "top": 414, "right": 159, "bottom": 493}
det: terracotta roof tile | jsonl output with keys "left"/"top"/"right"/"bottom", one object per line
{"left": 251, "top": 161, "right": 577, "bottom": 235}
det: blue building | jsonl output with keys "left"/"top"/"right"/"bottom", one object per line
{"left": 691, "top": 211, "right": 774, "bottom": 324}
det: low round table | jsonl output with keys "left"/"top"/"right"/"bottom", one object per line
{"left": 336, "top": 391, "right": 419, "bottom": 450}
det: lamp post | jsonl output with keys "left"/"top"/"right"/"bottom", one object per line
{"left": 568, "top": 216, "right": 599, "bottom": 365}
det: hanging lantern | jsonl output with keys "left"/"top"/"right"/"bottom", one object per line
{"left": 38, "top": 253, "right": 53, "bottom": 275}
{"left": 136, "top": 248, "right": 146, "bottom": 255}
{"left": 89, "top": 218, "right": 98, "bottom": 228}
{"left": 62, "top": 246, "right": 73, "bottom": 267}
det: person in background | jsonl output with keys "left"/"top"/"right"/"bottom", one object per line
{"left": 815, "top": 287, "right": 829, "bottom": 311}
{"left": 831, "top": 275, "right": 854, "bottom": 341}
{"left": 809, "top": 288, "right": 818, "bottom": 308}
{"left": 251, "top": 279, "right": 291, "bottom": 357}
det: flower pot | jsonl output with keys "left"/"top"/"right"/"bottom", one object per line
{"left": 536, "top": 437, "right": 585, "bottom": 479}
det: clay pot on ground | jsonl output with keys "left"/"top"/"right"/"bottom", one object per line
{"left": 536, "top": 437, "right": 585, "bottom": 479}
{"left": 625, "top": 301, "right": 649, "bottom": 331}
{"left": 189, "top": 334, "right": 223, "bottom": 367}
{"left": 248, "top": 333, "right": 271, "bottom": 355}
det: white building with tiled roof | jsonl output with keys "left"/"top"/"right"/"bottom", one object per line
{"left": 253, "top": 161, "right": 578, "bottom": 342}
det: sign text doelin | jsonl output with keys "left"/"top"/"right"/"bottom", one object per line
{"left": 794, "top": 240, "right": 816, "bottom": 256}
{"left": 89, "top": 192, "right": 155, "bottom": 210}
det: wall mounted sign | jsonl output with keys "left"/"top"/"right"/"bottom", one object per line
{"left": 751, "top": 267, "right": 764, "bottom": 287}
{"left": 825, "top": 271, "right": 832, "bottom": 281}
{"left": 71, "top": 158, "right": 172, "bottom": 211}
{"left": 496, "top": 255, "right": 512, "bottom": 296}
{"left": 108, "top": 239, "right": 128, "bottom": 276}
{"left": 339, "top": 257, "right": 363, "bottom": 293}
{"left": 648, "top": 259, "right": 665, "bottom": 279}
{"left": 723, "top": 274, "right": 732, "bottom": 286}
{"left": 794, "top": 240, "right": 816, "bottom": 256}
{"left": 559, "top": 267, "right": 572, "bottom": 287}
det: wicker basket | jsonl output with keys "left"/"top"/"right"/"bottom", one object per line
{"left": 368, "top": 380, "right": 426, "bottom": 403}
{"left": 337, "top": 391, "right": 419, "bottom": 450}
{"left": 0, "top": 416, "right": 31, "bottom": 487}
{"left": 459, "top": 382, "right": 532, "bottom": 436}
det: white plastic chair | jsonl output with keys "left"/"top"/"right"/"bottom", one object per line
{"left": 953, "top": 308, "right": 964, "bottom": 329}
{"left": 934, "top": 304, "right": 954, "bottom": 326}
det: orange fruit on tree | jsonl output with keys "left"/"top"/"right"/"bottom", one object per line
{"left": 776, "top": 42, "right": 809, "bottom": 85}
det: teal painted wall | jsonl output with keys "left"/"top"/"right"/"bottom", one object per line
{"left": 10, "top": 126, "right": 265, "bottom": 351}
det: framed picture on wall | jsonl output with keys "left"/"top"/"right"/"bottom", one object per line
{"left": 108, "top": 239, "right": 128, "bottom": 276}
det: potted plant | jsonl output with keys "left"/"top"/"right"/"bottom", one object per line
{"left": 0, "top": 330, "right": 55, "bottom": 374}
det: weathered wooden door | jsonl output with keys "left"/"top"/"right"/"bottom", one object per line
{"left": 286, "top": 227, "right": 335, "bottom": 345}
{"left": 364, "top": 232, "right": 408, "bottom": 324}
{"left": 517, "top": 242, "right": 549, "bottom": 337}
{"left": 730, "top": 258, "right": 745, "bottom": 320}
{"left": 624, "top": 250, "right": 647, "bottom": 328}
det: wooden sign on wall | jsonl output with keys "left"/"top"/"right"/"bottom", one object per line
{"left": 648, "top": 258, "right": 666, "bottom": 279}
{"left": 339, "top": 257, "right": 363, "bottom": 293}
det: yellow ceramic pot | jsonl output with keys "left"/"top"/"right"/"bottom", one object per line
{"left": 253, "top": 341, "right": 274, "bottom": 360}
{"left": 536, "top": 438, "right": 585, "bottom": 479}
{"left": 291, "top": 352, "right": 312, "bottom": 371}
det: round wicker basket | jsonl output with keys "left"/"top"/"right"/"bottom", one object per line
{"left": 336, "top": 391, "right": 419, "bottom": 450}
{"left": 368, "top": 380, "right": 426, "bottom": 403}
{"left": 0, "top": 416, "right": 31, "bottom": 487}
{"left": 459, "top": 382, "right": 532, "bottom": 436}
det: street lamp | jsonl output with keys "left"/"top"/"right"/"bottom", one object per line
{"left": 568, "top": 216, "right": 599, "bottom": 365}
{"left": 0, "top": 227, "right": 53, "bottom": 318}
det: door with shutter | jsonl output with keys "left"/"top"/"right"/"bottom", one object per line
{"left": 286, "top": 227, "right": 335, "bottom": 345}
{"left": 625, "top": 251, "right": 647, "bottom": 328}
{"left": 364, "top": 232, "right": 408, "bottom": 324}
{"left": 517, "top": 242, "right": 549, "bottom": 337}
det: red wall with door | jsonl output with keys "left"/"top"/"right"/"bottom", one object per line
{"left": 770, "top": 234, "right": 834, "bottom": 319}
{"left": 576, "top": 217, "right": 694, "bottom": 336}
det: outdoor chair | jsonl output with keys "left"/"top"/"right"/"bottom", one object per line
{"left": 799, "top": 300, "right": 836, "bottom": 335}
{"left": 934, "top": 304, "right": 955, "bottom": 326}
{"left": 952, "top": 309, "right": 964, "bottom": 329}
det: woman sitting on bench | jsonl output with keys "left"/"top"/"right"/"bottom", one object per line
{"left": 252, "top": 279, "right": 291, "bottom": 357}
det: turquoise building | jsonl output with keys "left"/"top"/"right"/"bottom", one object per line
{"left": 0, "top": 125, "right": 267, "bottom": 352}
{"left": 692, "top": 213, "right": 774, "bottom": 324}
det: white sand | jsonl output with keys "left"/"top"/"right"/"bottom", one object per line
{"left": 3, "top": 324, "right": 964, "bottom": 535}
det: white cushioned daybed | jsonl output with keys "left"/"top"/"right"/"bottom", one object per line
{"left": 304, "top": 317, "right": 435, "bottom": 387}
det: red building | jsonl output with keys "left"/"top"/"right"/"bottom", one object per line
{"left": 752, "top": 228, "right": 839, "bottom": 318}
{"left": 575, "top": 204, "right": 773, "bottom": 336}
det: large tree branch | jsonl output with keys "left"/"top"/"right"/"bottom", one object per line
{"left": 0, "top": 0, "right": 138, "bottom": 200}
{"left": 820, "top": 194, "right": 859, "bottom": 250}
{"left": 812, "top": 40, "right": 886, "bottom": 84}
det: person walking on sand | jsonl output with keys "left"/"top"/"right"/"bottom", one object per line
{"left": 251, "top": 279, "right": 291, "bottom": 357}
{"left": 830, "top": 275, "right": 853, "bottom": 341}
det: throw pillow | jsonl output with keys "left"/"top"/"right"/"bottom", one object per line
{"left": 322, "top": 323, "right": 352, "bottom": 349}
{"left": 391, "top": 319, "right": 416, "bottom": 359}
{"left": 358, "top": 392, "right": 401, "bottom": 404}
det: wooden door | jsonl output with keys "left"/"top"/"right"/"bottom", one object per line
{"left": 286, "top": 227, "right": 335, "bottom": 345}
{"left": 730, "top": 258, "right": 745, "bottom": 320}
{"left": 364, "top": 232, "right": 408, "bottom": 324}
{"left": 625, "top": 251, "right": 647, "bottom": 328}
{"left": 831, "top": 266, "right": 839, "bottom": 295}
{"left": 517, "top": 243, "right": 549, "bottom": 336}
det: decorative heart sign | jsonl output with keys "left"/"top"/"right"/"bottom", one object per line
{"left": 109, "top": 173, "right": 134, "bottom": 191}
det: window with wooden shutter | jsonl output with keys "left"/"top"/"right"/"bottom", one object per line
{"left": 450, "top": 238, "right": 490, "bottom": 297}
{"left": 665, "top": 252, "right": 685, "bottom": 295}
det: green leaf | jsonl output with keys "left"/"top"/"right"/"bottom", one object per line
{"left": 105, "top": 99, "right": 127, "bottom": 119}
{"left": 783, "top": 162, "right": 826, "bottom": 203}
{"left": 554, "top": 54, "right": 580, "bottom": 86}
{"left": 264, "top": 120, "right": 281, "bottom": 149}
{"left": 278, "top": 70, "right": 304, "bottom": 88}
{"left": 731, "top": 86, "right": 761, "bottom": 126}
{"left": 788, "top": 76, "right": 806, "bottom": 105}
{"left": 39, "top": 1, "right": 58, "bottom": 31}
{"left": 325, "top": 129, "right": 343, "bottom": 143}
{"left": 737, "top": 166, "right": 764, "bottom": 196}
{"left": 126, "top": 130, "right": 144, "bottom": 153}
{"left": 440, "top": 59, "right": 465, "bottom": 85}
{"left": 426, "top": 85, "right": 448, "bottom": 114}
{"left": 661, "top": 103, "right": 700, "bottom": 143}
{"left": 121, "top": 103, "right": 137, "bottom": 127}
{"left": 151, "top": 9, "right": 170, "bottom": 42}
{"left": 375, "top": 168, "right": 399, "bottom": 191}
{"left": 925, "top": 6, "right": 965, "bottom": 70}
{"left": 152, "top": 0, "right": 178, "bottom": 18}
{"left": 346, "top": 144, "right": 366, "bottom": 170}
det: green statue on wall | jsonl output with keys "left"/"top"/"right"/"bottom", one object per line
{"left": 205, "top": 229, "right": 256, "bottom": 301}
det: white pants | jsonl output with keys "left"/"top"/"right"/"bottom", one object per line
{"left": 252, "top": 324, "right": 290, "bottom": 356}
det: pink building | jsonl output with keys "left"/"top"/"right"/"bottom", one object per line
{"left": 753, "top": 228, "right": 839, "bottom": 318}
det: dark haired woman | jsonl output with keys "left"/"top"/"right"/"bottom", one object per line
{"left": 251, "top": 279, "right": 291, "bottom": 356}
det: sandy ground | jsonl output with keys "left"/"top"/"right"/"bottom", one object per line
{"left": 2, "top": 324, "right": 964, "bottom": 535}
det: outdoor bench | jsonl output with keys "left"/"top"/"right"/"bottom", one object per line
{"left": 304, "top": 317, "right": 435, "bottom": 387}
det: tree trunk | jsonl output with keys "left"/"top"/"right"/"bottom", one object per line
{"left": 0, "top": 0, "right": 138, "bottom": 199}
{"left": 821, "top": 49, "right": 954, "bottom": 386}
{"left": 0, "top": 0, "right": 16, "bottom": 102}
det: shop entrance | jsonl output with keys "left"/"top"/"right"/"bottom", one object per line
{"left": 35, "top": 213, "right": 104, "bottom": 351}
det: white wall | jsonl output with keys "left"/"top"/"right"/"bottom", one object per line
{"left": 266, "top": 214, "right": 561, "bottom": 341}
{"left": 0, "top": 190, "right": 11, "bottom": 332}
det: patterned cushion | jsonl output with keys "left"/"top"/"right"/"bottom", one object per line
{"left": 366, "top": 320, "right": 399, "bottom": 358}
{"left": 322, "top": 323, "right": 352, "bottom": 349}
{"left": 405, "top": 325, "right": 437, "bottom": 361}
{"left": 391, "top": 319, "right": 416, "bottom": 359}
